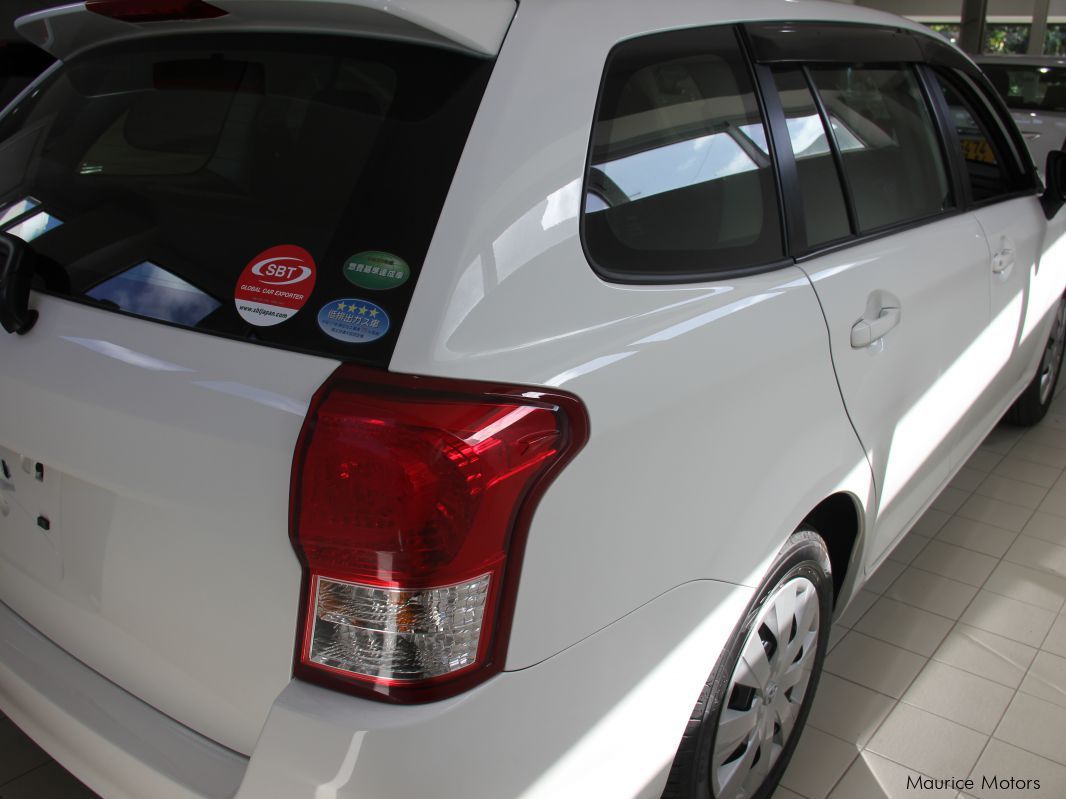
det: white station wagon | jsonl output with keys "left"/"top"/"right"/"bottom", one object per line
{"left": 1, "top": 1, "right": 1065, "bottom": 798}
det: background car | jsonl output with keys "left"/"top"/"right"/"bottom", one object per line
{"left": 977, "top": 55, "right": 1066, "bottom": 174}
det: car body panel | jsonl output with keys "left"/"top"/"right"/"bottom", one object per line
{"left": 0, "top": 294, "right": 338, "bottom": 753}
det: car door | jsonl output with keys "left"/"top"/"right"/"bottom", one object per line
{"left": 746, "top": 28, "right": 992, "bottom": 565}
{"left": 928, "top": 67, "right": 1054, "bottom": 465}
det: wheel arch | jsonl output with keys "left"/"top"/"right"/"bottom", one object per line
{"left": 801, "top": 492, "right": 864, "bottom": 606}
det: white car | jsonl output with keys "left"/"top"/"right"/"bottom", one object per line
{"left": 977, "top": 55, "right": 1066, "bottom": 176}
{"left": 1, "top": 2, "right": 1065, "bottom": 799}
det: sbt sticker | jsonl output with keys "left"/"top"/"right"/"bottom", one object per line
{"left": 318, "top": 299, "right": 390, "bottom": 344}
{"left": 343, "top": 251, "right": 410, "bottom": 291}
{"left": 234, "top": 244, "right": 316, "bottom": 327}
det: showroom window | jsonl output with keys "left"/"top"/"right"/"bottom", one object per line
{"left": 932, "top": 71, "right": 1025, "bottom": 203}
{"left": 770, "top": 67, "right": 852, "bottom": 249}
{"left": 807, "top": 65, "right": 952, "bottom": 233}
{"left": 583, "top": 26, "right": 784, "bottom": 280}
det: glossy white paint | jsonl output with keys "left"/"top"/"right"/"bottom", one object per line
{"left": 0, "top": 294, "right": 339, "bottom": 753}
{"left": 16, "top": 0, "right": 517, "bottom": 59}
{"left": 0, "top": 0, "right": 1063, "bottom": 797}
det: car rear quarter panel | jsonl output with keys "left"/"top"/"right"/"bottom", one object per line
{"left": 391, "top": 0, "right": 878, "bottom": 671}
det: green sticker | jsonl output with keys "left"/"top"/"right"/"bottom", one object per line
{"left": 343, "top": 251, "right": 410, "bottom": 290}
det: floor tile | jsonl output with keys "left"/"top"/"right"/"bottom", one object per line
{"left": 854, "top": 597, "right": 954, "bottom": 656}
{"left": 1038, "top": 475, "right": 1066, "bottom": 518}
{"left": 1020, "top": 511, "right": 1066, "bottom": 547}
{"left": 994, "top": 691, "right": 1066, "bottom": 766}
{"left": 828, "top": 623, "right": 848, "bottom": 653}
{"left": 965, "top": 449, "right": 1003, "bottom": 474}
{"left": 771, "top": 788, "right": 806, "bottom": 799}
{"left": 836, "top": 590, "right": 878, "bottom": 629}
{"left": 779, "top": 727, "right": 857, "bottom": 799}
{"left": 887, "top": 534, "right": 931, "bottom": 565}
{"left": 932, "top": 623, "right": 1037, "bottom": 689}
{"left": 901, "top": 660, "right": 1014, "bottom": 734}
{"left": 0, "top": 761, "right": 99, "bottom": 799}
{"left": 806, "top": 673, "right": 895, "bottom": 748}
{"left": 991, "top": 456, "right": 1061, "bottom": 488}
{"left": 975, "top": 474, "right": 1048, "bottom": 510}
{"left": 866, "top": 703, "right": 987, "bottom": 778}
{"left": 1044, "top": 614, "right": 1066, "bottom": 657}
{"left": 960, "top": 590, "right": 1057, "bottom": 647}
{"left": 885, "top": 568, "right": 979, "bottom": 620}
{"left": 932, "top": 487, "right": 970, "bottom": 515}
{"left": 1008, "top": 441, "right": 1066, "bottom": 470}
{"left": 983, "top": 426, "right": 1025, "bottom": 455}
{"left": 0, "top": 719, "right": 50, "bottom": 786}
{"left": 911, "top": 541, "right": 999, "bottom": 587}
{"left": 1022, "top": 424, "right": 1066, "bottom": 451}
{"left": 829, "top": 751, "right": 958, "bottom": 799}
{"left": 956, "top": 495, "right": 1033, "bottom": 533}
{"left": 864, "top": 560, "right": 907, "bottom": 595}
{"left": 969, "top": 739, "right": 1066, "bottom": 799}
{"left": 1018, "top": 650, "right": 1066, "bottom": 709}
{"left": 912, "top": 509, "right": 953, "bottom": 539}
{"left": 950, "top": 467, "right": 987, "bottom": 493}
{"left": 936, "top": 517, "right": 1017, "bottom": 559}
{"left": 1003, "top": 535, "right": 1066, "bottom": 580}
{"left": 982, "top": 559, "right": 1066, "bottom": 612}
{"left": 825, "top": 631, "right": 927, "bottom": 698}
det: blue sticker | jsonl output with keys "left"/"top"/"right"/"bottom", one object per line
{"left": 317, "top": 298, "right": 390, "bottom": 343}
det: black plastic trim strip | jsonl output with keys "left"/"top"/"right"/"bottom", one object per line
{"left": 917, "top": 62, "right": 973, "bottom": 208}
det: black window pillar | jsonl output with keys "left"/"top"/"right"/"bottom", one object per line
{"left": 959, "top": 0, "right": 988, "bottom": 55}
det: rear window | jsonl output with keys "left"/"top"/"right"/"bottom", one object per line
{"left": 981, "top": 63, "right": 1066, "bottom": 112}
{"left": 0, "top": 34, "right": 491, "bottom": 364}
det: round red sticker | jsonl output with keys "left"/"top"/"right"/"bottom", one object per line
{"left": 234, "top": 245, "right": 317, "bottom": 327}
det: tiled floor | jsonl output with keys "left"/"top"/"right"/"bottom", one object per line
{"left": 4, "top": 411, "right": 1066, "bottom": 798}
{"left": 775, "top": 401, "right": 1066, "bottom": 799}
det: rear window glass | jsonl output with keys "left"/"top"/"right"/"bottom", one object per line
{"left": 0, "top": 34, "right": 491, "bottom": 364}
{"left": 582, "top": 26, "right": 784, "bottom": 280}
{"left": 981, "top": 63, "right": 1066, "bottom": 112}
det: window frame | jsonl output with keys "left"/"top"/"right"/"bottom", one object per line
{"left": 580, "top": 20, "right": 1045, "bottom": 284}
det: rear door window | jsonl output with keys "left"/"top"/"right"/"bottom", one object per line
{"left": 582, "top": 26, "right": 784, "bottom": 281}
{"left": 0, "top": 34, "right": 491, "bottom": 365}
{"left": 806, "top": 65, "right": 952, "bottom": 232}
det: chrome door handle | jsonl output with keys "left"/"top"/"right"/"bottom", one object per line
{"left": 851, "top": 307, "right": 901, "bottom": 348}
{"left": 992, "top": 236, "right": 1015, "bottom": 274}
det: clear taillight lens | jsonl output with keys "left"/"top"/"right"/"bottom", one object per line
{"left": 290, "top": 365, "right": 588, "bottom": 703}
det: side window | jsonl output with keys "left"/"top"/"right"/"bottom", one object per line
{"left": 770, "top": 68, "right": 851, "bottom": 249}
{"left": 932, "top": 71, "right": 1026, "bottom": 203}
{"left": 583, "top": 27, "right": 784, "bottom": 279}
{"left": 807, "top": 65, "right": 952, "bottom": 233}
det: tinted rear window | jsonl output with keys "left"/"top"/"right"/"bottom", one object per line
{"left": 0, "top": 34, "right": 491, "bottom": 364}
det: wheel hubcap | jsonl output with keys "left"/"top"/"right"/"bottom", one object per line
{"left": 710, "top": 576, "right": 820, "bottom": 799}
{"left": 1038, "top": 296, "right": 1066, "bottom": 406}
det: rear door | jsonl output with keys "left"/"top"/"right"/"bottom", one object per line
{"left": 746, "top": 26, "right": 992, "bottom": 563}
{"left": 928, "top": 67, "right": 1052, "bottom": 463}
{"left": 0, "top": 27, "right": 494, "bottom": 753}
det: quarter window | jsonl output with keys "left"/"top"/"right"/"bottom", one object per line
{"left": 583, "top": 27, "right": 784, "bottom": 279}
{"left": 807, "top": 65, "right": 952, "bottom": 232}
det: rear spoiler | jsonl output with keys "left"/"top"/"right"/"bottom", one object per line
{"left": 16, "top": 0, "right": 516, "bottom": 59}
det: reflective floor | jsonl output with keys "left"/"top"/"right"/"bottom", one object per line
{"left": 4, "top": 406, "right": 1066, "bottom": 798}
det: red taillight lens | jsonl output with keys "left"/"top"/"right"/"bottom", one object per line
{"left": 85, "top": 0, "right": 227, "bottom": 22}
{"left": 289, "top": 365, "right": 588, "bottom": 703}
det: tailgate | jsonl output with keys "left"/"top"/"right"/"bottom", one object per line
{"left": 0, "top": 295, "right": 336, "bottom": 753}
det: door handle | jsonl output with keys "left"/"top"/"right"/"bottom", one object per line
{"left": 992, "top": 235, "right": 1015, "bottom": 274}
{"left": 851, "top": 306, "right": 901, "bottom": 348}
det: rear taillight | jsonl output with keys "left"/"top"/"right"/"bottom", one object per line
{"left": 289, "top": 365, "right": 588, "bottom": 703}
{"left": 85, "top": 0, "right": 227, "bottom": 22}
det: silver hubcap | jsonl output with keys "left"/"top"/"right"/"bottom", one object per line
{"left": 711, "top": 576, "right": 820, "bottom": 799}
{"left": 1039, "top": 296, "right": 1066, "bottom": 406}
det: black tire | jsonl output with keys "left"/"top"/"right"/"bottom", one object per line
{"left": 1007, "top": 294, "right": 1066, "bottom": 427}
{"left": 662, "top": 529, "right": 832, "bottom": 799}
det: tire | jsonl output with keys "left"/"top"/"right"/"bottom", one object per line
{"left": 1007, "top": 293, "right": 1066, "bottom": 427}
{"left": 662, "top": 529, "right": 832, "bottom": 799}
